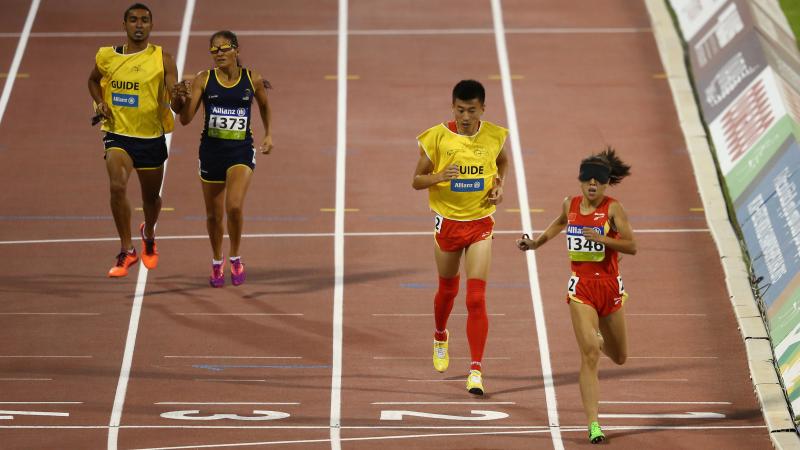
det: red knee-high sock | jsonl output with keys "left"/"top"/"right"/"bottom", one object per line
{"left": 434, "top": 275, "right": 460, "bottom": 341}
{"left": 466, "top": 278, "right": 488, "bottom": 371}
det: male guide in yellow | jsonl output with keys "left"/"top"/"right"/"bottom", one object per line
{"left": 417, "top": 121, "right": 506, "bottom": 220}
{"left": 88, "top": 3, "right": 183, "bottom": 277}
{"left": 95, "top": 44, "right": 174, "bottom": 137}
{"left": 412, "top": 80, "right": 509, "bottom": 396}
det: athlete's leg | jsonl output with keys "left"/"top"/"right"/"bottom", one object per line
{"left": 569, "top": 300, "right": 603, "bottom": 424}
{"left": 105, "top": 149, "right": 135, "bottom": 250}
{"left": 598, "top": 305, "right": 628, "bottom": 365}
{"left": 433, "top": 245, "right": 462, "bottom": 336}
{"left": 136, "top": 166, "right": 165, "bottom": 239}
{"left": 224, "top": 165, "right": 253, "bottom": 257}
{"left": 464, "top": 238, "right": 492, "bottom": 371}
{"left": 202, "top": 181, "right": 226, "bottom": 260}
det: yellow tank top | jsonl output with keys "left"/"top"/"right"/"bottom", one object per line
{"left": 95, "top": 44, "right": 174, "bottom": 138}
{"left": 417, "top": 121, "right": 508, "bottom": 220}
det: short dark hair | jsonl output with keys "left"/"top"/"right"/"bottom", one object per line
{"left": 210, "top": 30, "right": 239, "bottom": 48}
{"left": 452, "top": 79, "right": 485, "bottom": 104}
{"left": 124, "top": 3, "right": 152, "bottom": 22}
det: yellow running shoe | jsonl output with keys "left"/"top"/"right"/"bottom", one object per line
{"left": 466, "top": 369, "right": 484, "bottom": 395}
{"left": 432, "top": 330, "right": 449, "bottom": 373}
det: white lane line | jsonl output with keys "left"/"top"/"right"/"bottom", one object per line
{"left": 0, "top": 355, "right": 91, "bottom": 358}
{"left": 164, "top": 356, "right": 302, "bottom": 359}
{"left": 371, "top": 402, "right": 516, "bottom": 405}
{"left": 621, "top": 379, "right": 690, "bottom": 382}
{"left": 0, "top": 312, "right": 100, "bottom": 316}
{"left": 330, "top": 2, "right": 348, "bottom": 450}
{"left": 490, "top": 1, "right": 562, "bottom": 448}
{"left": 0, "top": 227, "right": 711, "bottom": 246}
{"left": 372, "top": 313, "right": 506, "bottom": 317}
{"left": 107, "top": 2, "right": 195, "bottom": 449}
{"left": 601, "top": 412, "right": 725, "bottom": 419}
{"left": 0, "top": 402, "right": 81, "bottom": 404}
{"left": 601, "top": 401, "right": 732, "bottom": 405}
{"left": 0, "top": 424, "right": 767, "bottom": 430}
{"left": 0, "top": 27, "right": 652, "bottom": 39}
{"left": 155, "top": 402, "right": 300, "bottom": 405}
{"left": 0, "top": 378, "right": 52, "bottom": 381}
{"left": 0, "top": 410, "right": 69, "bottom": 418}
{"left": 0, "top": 0, "right": 39, "bottom": 125}
{"left": 194, "top": 379, "right": 267, "bottom": 383}
{"left": 407, "top": 379, "right": 467, "bottom": 383}
{"left": 171, "top": 313, "right": 303, "bottom": 316}
{"left": 617, "top": 356, "right": 718, "bottom": 359}
{"left": 123, "top": 423, "right": 761, "bottom": 450}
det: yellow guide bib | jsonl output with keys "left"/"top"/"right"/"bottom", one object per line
{"left": 95, "top": 44, "right": 174, "bottom": 138}
{"left": 417, "top": 121, "right": 508, "bottom": 220}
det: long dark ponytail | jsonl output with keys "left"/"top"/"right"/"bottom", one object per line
{"left": 581, "top": 146, "right": 631, "bottom": 185}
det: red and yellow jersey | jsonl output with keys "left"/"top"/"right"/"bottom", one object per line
{"left": 95, "top": 43, "right": 174, "bottom": 138}
{"left": 566, "top": 195, "right": 619, "bottom": 277}
{"left": 416, "top": 120, "right": 508, "bottom": 221}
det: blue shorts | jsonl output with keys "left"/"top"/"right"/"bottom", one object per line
{"left": 103, "top": 132, "right": 167, "bottom": 169}
{"left": 198, "top": 143, "right": 256, "bottom": 183}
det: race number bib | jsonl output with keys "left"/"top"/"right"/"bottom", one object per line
{"left": 566, "top": 224, "right": 605, "bottom": 262}
{"left": 434, "top": 214, "right": 443, "bottom": 234}
{"left": 567, "top": 275, "right": 579, "bottom": 295}
{"left": 208, "top": 107, "right": 248, "bottom": 140}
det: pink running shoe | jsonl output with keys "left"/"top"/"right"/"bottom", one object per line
{"left": 209, "top": 262, "right": 224, "bottom": 288}
{"left": 231, "top": 258, "right": 246, "bottom": 286}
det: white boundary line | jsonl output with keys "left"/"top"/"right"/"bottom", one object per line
{"left": 0, "top": 0, "right": 39, "bottom": 125}
{"left": 0, "top": 27, "right": 651, "bottom": 39}
{"left": 106, "top": 2, "right": 195, "bottom": 449}
{"left": 329, "top": 1, "right": 348, "bottom": 449}
{"left": 0, "top": 227, "right": 710, "bottom": 246}
{"left": 121, "top": 425, "right": 766, "bottom": 450}
{"left": 490, "top": 1, "right": 562, "bottom": 448}
{"left": 0, "top": 424, "right": 767, "bottom": 430}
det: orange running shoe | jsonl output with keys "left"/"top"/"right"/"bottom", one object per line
{"left": 108, "top": 249, "right": 138, "bottom": 277}
{"left": 139, "top": 222, "right": 159, "bottom": 269}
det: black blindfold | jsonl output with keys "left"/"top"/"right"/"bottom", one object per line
{"left": 578, "top": 163, "right": 611, "bottom": 184}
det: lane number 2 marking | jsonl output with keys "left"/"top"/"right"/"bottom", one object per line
{"left": 380, "top": 410, "right": 508, "bottom": 421}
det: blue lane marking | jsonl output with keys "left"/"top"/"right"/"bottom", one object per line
{"left": 194, "top": 364, "right": 332, "bottom": 372}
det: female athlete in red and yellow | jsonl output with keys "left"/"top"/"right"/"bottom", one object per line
{"left": 517, "top": 147, "right": 636, "bottom": 444}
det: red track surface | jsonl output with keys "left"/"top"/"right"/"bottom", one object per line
{"left": 0, "top": 1, "right": 772, "bottom": 449}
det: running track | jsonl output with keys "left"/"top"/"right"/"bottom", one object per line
{"left": 0, "top": 1, "right": 772, "bottom": 449}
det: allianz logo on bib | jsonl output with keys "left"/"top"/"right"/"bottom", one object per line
{"left": 451, "top": 178, "right": 484, "bottom": 192}
{"left": 112, "top": 93, "right": 139, "bottom": 107}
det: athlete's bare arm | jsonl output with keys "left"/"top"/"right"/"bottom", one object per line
{"left": 162, "top": 51, "right": 184, "bottom": 114}
{"left": 517, "top": 197, "right": 570, "bottom": 251}
{"left": 178, "top": 71, "right": 208, "bottom": 126}
{"left": 412, "top": 148, "right": 458, "bottom": 190}
{"left": 487, "top": 145, "right": 508, "bottom": 205}
{"left": 584, "top": 201, "right": 637, "bottom": 255}
{"left": 250, "top": 70, "right": 273, "bottom": 154}
{"left": 88, "top": 65, "right": 110, "bottom": 120}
